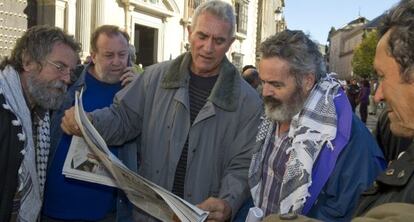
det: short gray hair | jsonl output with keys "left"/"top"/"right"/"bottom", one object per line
{"left": 379, "top": 0, "right": 414, "bottom": 83}
{"left": 260, "top": 30, "right": 326, "bottom": 85}
{"left": 191, "top": 0, "right": 236, "bottom": 37}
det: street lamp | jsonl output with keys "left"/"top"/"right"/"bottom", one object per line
{"left": 274, "top": 7, "right": 282, "bottom": 21}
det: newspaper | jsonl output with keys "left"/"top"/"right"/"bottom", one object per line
{"left": 63, "top": 89, "right": 209, "bottom": 222}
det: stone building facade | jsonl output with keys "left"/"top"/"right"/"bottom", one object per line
{"left": 0, "top": 0, "right": 29, "bottom": 58}
{"left": 0, "top": 0, "right": 285, "bottom": 71}
{"left": 327, "top": 17, "right": 368, "bottom": 80}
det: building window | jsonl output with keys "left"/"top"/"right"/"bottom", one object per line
{"left": 235, "top": 0, "right": 248, "bottom": 34}
{"left": 232, "top": 52, "right": 244, "bottom": 71}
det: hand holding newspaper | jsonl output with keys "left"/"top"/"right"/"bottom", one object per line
{"left": 64, "top": 89, "right": 208, "bottom": 222}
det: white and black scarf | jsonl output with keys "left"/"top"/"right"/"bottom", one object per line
{"left": 249, "top": 75, "right": 341, "bottom": 214}
{"left": 0, "top": 65, "right": 50, "bottom": 222}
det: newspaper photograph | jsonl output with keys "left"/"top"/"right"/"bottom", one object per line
{"left": 67, "top": 89, "right": 208, "bottom": 222}
{"left": 63, "top": 135, "right": 117, "bottom": 187}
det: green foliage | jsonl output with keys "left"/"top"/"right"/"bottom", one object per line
{"left": 352, "top": 30, "right": 378, "bottom": 79}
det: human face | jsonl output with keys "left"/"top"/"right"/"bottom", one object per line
{"left": 22, "top": 42, "right": 78, "bottom": 110}
{"left": 91, "top": 33, "right": 129, "bottom": 83}
{"left": 259, "top": 57, "right": 308, "bottom": 123}
{"left": 374, "top": 30, "right": 414, "bottom": 137}
{"left": 188, "top": 12, "right": 235, "bottom": 77}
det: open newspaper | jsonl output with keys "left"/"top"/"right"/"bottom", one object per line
{"left": 63, "top": 89, "right": 208, "bottom": 222}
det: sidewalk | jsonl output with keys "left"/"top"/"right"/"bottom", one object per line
{"left": 355, "top": 104, "right": 384, "bottom": 133}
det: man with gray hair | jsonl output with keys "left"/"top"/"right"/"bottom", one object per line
{"left": 60, "top": 0, "right": 262, "bottom": 221}
{"left": 0, "top": 25, "right": 80, "bottom": 222}
{"left": 248, "top": 30, "right": 384, "bottom": 221}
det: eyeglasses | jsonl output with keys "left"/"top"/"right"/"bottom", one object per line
{"left": 46, "top": 59, "right": 76, "bottom": 78}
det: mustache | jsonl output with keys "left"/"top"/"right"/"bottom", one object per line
{"left": 50, "top": 80, "right": 67, "bottom": 92}
{"left": 263, "top": 96, "right": 282, "bottom": 107}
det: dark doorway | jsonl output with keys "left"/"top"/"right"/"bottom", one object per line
{"left": 134, "top": 24, "right": 157, "bottom": 67}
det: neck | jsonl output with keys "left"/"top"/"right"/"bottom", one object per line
{"left": 278, "top": 121, "right": 291, "bottom": 136}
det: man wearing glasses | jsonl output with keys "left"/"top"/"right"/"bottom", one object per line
{"left": 42, "top": 25, "right": 138, "bottom": 222}
{"left": 0, "top": 25, "right": 81, "bottom": 222}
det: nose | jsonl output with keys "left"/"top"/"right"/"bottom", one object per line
{"left": 61, "top": 72, "right": 71, "bottom": 84}
{"left": 374, "top": 82, "right": 384, "bottom": 103}
{"left": 262, "top": 82, "right": 273, "bottom": 97}
{"left": 111, "top": 55, "right": 124, "bottom": 67}
{"left": 203, "top": 38, "right": 214, "bottom": 52}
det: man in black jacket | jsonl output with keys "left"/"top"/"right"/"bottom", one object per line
{"left": 0, "top": 25, "right": 80, "bottom": 222}
{"left": 353, "top": 0, "right": 414, "bottom": 215}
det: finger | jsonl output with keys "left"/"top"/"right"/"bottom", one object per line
{"left": 207, "top": 211, "right": 224, "bottom": 221}
{"left": 61, "top": 121, "right": 71, "bottom": 134}
{"left": 121, "top": 76, "right": 132, "bottom": 87}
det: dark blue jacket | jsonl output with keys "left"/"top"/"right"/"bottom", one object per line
{"left": 45, "top": 64, "right": 138, "bottom": 222}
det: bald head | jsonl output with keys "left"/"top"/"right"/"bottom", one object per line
{"left": 242, "top": 68, "right": 260, "bottom": 89}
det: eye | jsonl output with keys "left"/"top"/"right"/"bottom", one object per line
{"left": 215, "top": 38, "right": 225, "bottom": 45}
{"left": 55, "top": 63, "right": 66, "bottom": 72}
{"left": 197, "top": 33, "right": 208, "bottom": 40}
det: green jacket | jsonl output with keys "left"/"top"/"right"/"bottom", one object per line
{"left": 91, "top": 52, "right": 263, "bottom": 218}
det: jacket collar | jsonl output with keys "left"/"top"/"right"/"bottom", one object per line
{"left": 161, "top": 52, "right": 240, "bottom": 112}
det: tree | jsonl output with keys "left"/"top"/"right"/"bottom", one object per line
{"left": 352, "top": 30, "right": 378, "bottom": 79}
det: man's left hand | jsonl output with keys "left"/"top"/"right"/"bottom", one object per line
{"left": 120, "top": 67, "right": 137, "bottom": 86}
{"left": 197, "top": 197, "right": 232, "bottom": 222}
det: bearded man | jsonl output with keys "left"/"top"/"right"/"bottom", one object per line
{"left": 0, "top": 25, "right": 80, "bottom": 222}
{"left": 248, "top": 30, "right": 385, "bottom": 221}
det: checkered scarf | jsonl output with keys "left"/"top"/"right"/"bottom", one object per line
{"left": 33, "top": 112, "right": 50, "bottom": 191}
{"left": 249, "top": 75, "right": 341, "bottom": 214}
{"left": 0, "top": 66, "right": 49, "bottom": 222}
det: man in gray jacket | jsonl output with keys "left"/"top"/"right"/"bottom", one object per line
{"left": 61, "top": 0, "right": 262, "bottom": 221}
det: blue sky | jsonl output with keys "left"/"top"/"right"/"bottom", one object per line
{"left": 284, "top": 0, "right": 400, "bottom": 44}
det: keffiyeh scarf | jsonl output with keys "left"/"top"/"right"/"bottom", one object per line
{"left": 0, "top": 65, "right": 50, "bottom": 222}
{"left": 250, "top": 75, "right": 341, "bottom": 214}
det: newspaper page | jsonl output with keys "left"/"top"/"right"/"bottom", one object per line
{"left": 71, "top": 89, "right": 208, "bottom": 222}
{"left": 63, "top": 135, "right": 117, "bottom": 187}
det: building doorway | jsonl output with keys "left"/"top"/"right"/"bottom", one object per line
{"left": 134, "top": 24, "right": 158, "bottom": 67}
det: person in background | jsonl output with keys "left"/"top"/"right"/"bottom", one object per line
{"left": 248, "top": 30, "right": 384, "bottom": 221}
{"left": 60, "top": 1, "right": 262, "bottom": 221}
{"left": 0, "top": 25, "right": 80, "bottom": 222}
{"left": 358, "top": 79, "right": 370, "bottom": 123}
{"left": 42, "top": 25, "right": 137, "bottom": 222}
{"left": 368, "top": 78, "right": 378, "bottom": 115}
{"left": 346, "top": 79, "right": 360, "bottom": 112}
{"left": 242, "top": 65, "right": 261, "bottom": 90}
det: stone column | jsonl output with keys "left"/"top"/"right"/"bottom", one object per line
{"left": 76, "top": 0, "right": 92, "bottom": 60}
{"left": 92, "top": 0, "right": 106, "bottom": 29}
{"left": 65, "top": 0, "right": 76, "bottom": 35}
{"left": 123, "top": 2, "right": 134, "bottom": 35}
{"left": 54, "top": 0, "right": 66, "bottom": 29}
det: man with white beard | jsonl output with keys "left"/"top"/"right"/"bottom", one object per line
{"left": 248, "top": 30, "right": 385, "bottom": 221}
{"left": 0, "top": 25, "right": 80, "bottom": 222}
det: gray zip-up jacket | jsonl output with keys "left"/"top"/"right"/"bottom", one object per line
{"left": 91, "top": 52, "right": 263, "bottom": 218}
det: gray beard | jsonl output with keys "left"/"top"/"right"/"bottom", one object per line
{"left": 26, "top": 73, "right": 67, "bottom": 110}
{"left": 264, "top": 88, "right": 306, "bottom": 123}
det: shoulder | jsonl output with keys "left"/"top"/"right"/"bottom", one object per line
{"left": 239, "top": 78, "right": 263, "bottom": 108}
{"left": 344, "top": 114, "right": 385, "bottom": 164}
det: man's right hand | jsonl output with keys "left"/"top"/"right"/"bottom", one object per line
{"left": 61, "top": 106, "right": 82, "bottom": 136}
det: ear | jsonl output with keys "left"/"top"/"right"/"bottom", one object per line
{"left": 21, "top": 54, "right": 38, "bottom": 72}
{"left": 303, "top": 73, "right": 316, "bottom": 92}
{"left": 187, "top": 26, "right": 192, "bottom": 40}
{"left": 90, "top": 52, "right": 97, "bottom": 64}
